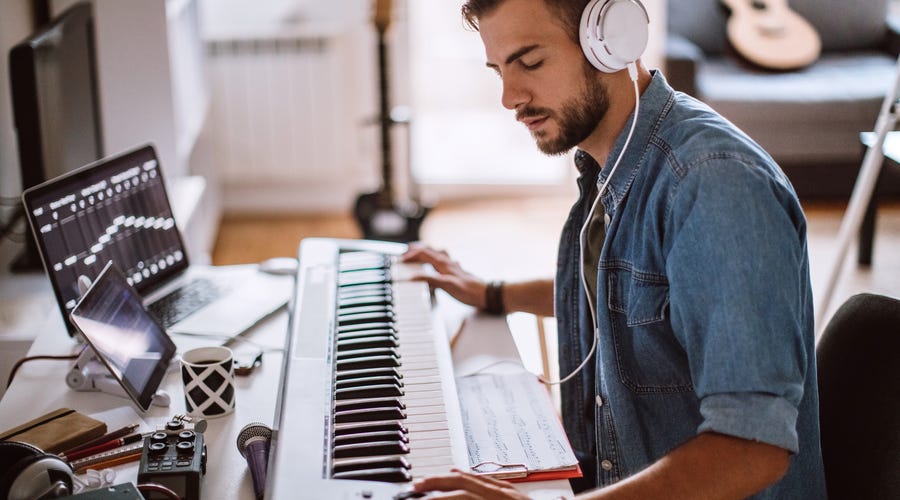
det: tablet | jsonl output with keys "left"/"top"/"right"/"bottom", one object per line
{"left": 70, "top": 260, "right": 177, "bottom": 412}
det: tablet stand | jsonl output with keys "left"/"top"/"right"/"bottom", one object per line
{"left": 65, "top": 346, "right": 171, "bottom": 407}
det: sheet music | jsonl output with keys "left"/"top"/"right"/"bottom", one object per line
{"left": 456, "top": 371, "right": 578, "bottom": 477}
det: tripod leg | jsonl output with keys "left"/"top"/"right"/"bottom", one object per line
{"left": 815, "top": 55, "right": 900, "bottom": 331}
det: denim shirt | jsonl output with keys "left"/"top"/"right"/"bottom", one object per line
{"left": 554, "top": 71, "right": 826, "bottom": 498}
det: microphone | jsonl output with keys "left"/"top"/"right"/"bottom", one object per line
{"left": 236, "top": 422, "right": 272, "bottom": 500}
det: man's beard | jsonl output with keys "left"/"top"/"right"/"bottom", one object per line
{"left": 517, "top": 65, "right": 610, "bottom": 156}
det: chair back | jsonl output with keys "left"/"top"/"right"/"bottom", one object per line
{"left": 817, "top": 293, "right": 900, "bottom": 499}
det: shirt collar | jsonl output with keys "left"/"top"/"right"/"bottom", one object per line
{"left": 577, "top": 70, "right": 674, "bottom": 214}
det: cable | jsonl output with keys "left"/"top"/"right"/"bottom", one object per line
{"left": 6, "top": 354, "right": 79, "bottom": 388}
{"left": 541, "top": 62, "right": 641, "bottom": 386}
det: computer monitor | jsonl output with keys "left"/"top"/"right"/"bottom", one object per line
{"left": 8, "top": 1, "right": 104, "bottom": 271}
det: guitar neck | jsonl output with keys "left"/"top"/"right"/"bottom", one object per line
{"left": 374, "top": 0, "right": 394, "bottom": 203}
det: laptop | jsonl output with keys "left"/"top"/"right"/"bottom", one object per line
{"left": 22, "top": 143, "right": 292, "bottom": 339}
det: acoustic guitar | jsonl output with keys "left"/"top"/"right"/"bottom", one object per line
{"left": 720, "top": 0, "right": 821, "bottom": 70}
{"left": 353, "top": 0, "right": 429, "bottom": 243}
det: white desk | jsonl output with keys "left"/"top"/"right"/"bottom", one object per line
{"left": 0, "top": 293, "right": 573, "bottom": 499}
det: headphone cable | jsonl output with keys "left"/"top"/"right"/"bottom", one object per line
{"left": 541, "top": 62, "right": 641, "bottom": 385}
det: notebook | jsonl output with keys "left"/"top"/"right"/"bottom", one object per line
{"left": 22, "top": 143, "right": 292, "bottom": 339}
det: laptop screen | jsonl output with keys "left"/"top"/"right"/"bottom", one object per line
{"left": 22, "top": 144, "right": 190, "bottom": 335}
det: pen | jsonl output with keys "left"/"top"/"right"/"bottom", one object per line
{"left": 59, "top": 423, "right": 140, "bottom": 457}
{"left": 62, "top": 432, "right": 145, "bottom": 462}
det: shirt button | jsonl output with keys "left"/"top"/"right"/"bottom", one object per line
{"left": 600, "top": 460, "right": 613, "bottom": 471}
{"left": 595, "top": 395, "right": 603, "bottom": 407}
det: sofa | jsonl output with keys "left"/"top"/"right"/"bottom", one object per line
{"left": 665, "top": 0, "right": 900, "bottom": 197}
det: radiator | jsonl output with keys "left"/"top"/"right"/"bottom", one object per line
{"left": 205, "top": 34, "right": 376, "bottom": 212}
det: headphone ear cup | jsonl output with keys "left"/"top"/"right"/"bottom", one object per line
{"left": 0, "top": 441, "right": 73, "bottom": 500}
{"left": 580, "top": 0, "right": 650, "bottom": 73}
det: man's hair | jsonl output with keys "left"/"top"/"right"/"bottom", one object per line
{"left": 461, "top": 0, "right": 591, "bottom": 44}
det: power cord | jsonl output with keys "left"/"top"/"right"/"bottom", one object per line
{"left": 6, "top": 354, "right": 79, "bottom": 388}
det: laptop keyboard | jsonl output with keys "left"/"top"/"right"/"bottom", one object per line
{"left": 148, "top": 278, "right": 223, "bottom": 329}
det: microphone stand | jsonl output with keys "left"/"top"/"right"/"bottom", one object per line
{"left": 815, "top": 54, "right": 900, "bottom": 332}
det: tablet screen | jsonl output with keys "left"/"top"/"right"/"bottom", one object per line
{"left": 70, "top": 260, "right": 177, "bottom": 411}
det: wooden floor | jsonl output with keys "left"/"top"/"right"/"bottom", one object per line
{"left": 212, "top": 196, "right": 900, "bottom": 336}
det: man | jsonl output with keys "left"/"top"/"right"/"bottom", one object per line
{"left": 402, "top": 0, "right": 826, "bottom": 498}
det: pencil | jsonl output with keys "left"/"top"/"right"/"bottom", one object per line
{"left": 69, "top": 442, "right": 145, "bottom": 471}
{"left": 62, "top": 432, "right": 145, "bottom": 462}
{"left": 73, "top": 448, "right": 143, "bottom": 474}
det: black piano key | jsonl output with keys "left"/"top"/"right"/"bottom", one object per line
{"left": 338, "top": 311, "right": 395, "bottom": 325}
{"left": 339, "top": 295, "right": 392, "bottom": 308}
{"left": 335, "top": 375, "right": 402, "bottom": 390}
{"left": 336, "top": 355, "right": 401, "bottom": 371}
{"left": 334, "top": 397, "right": 405, "bottom": 413}
{"left": 333, "top": 440, "right": 410, "bottom": 459}
{"left": 338, "top": 254, "right": 389, "bottom": 272}
{"left": 331, "top": 467, "right": 411, "bottom": 483}
{"left": 335, "top": 384, "right": 404, "bottom": 400}
{"left": 339, "top": 272, "right": 390, "bottom": 287}
{"left": 335, "top": 367, "right": 402, "bottom": 381}
{"left": 336, "top": 347, "right": 400, "bottom": 360}
{"left": 337, "top": 335, "right": 399, "bottom": 350}
{"left": 332, "top": 455, "right": 410, "bottom": 474}
{"left": 338, "top": 284, "right": 392, "bottom": 299}
{"left": 338, "top": 304, "right": 392, "bottom": 316}
{"left": 334, "top": 406, "right": 407, "bottom": 423}
{"left": 338, "top": 322, "right": 395, "bottom": 334}
{"left": 333, "top": 420, "right": 407, "bottom": 436}
{"left": 337, "top": 328, "right": 397, "bottom": 341}
{"left": 333, "top": 430, "right": 408, "bottom": 447}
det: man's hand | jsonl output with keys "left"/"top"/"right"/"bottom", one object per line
{"left": 412, "top": 469, "right": 532, "bottom": 499}
{"left": 402, "top": 243, "right": 488, "bottom": 309}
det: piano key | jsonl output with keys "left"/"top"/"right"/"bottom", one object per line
{"left": 338, "top": 311, "right": 395, "bottom": 325}
{"left": 333, "top": 430, "right": 409, "bottom": 447}
{"left": 338, "top": 304, "right": 393, "bottom": 316}
{"left": 332, "top": 455, "right": 410, "bottom": 474}
{"left": 336, "top": 335, "right": 399, "bottom": 350}
{"left": 335, "top": 367, "right": 403, "bottom": 381}
{"left": 335, "top": 384, "right": 404, "bottom": 400}
{"left": 334, "top": 397, "right": 405, "bottom": 412}
{"left": 333, "top": 420, "right": 407, "bottom": 436}
{"left": 338, "top": 322, "right": 395, "bottom": 334}
{"left": 331, "top": 467, "right": 411, "bottom": 483}
{"left": 334, "top": 406, "right": 407, "bottom": 423}
{"left": 335, "top": 375, "right": 402, "bottom": 390}
{"left": 336, "top": 347, "right": 401, "bottom": 362}
{"left": 333, "top": 440, "right": 410, "bottom": 459}
{"left": 336, "top": 355, "right": 401, "bottom": 371}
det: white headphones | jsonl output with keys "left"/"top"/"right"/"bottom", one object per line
{"left": 580, "top": 0, "right": 650, "bottom": 73}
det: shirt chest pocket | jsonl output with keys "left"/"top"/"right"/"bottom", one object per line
{"left": 607, "top": 269, "right": 693, "bottom": 393}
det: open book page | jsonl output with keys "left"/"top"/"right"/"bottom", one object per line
{"left": 456, "top": 371, "right": 579, "bottom": 479}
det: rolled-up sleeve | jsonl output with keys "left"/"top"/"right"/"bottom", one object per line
{"left": 665, "top": 158, "right": 809, "bottom": 453}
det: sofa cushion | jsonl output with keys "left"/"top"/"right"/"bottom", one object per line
{"left": 667, "top": 0, "right": 889, "bottom": 54}
{"left": 696, "top": 51, "right": 896, "bottom": 163}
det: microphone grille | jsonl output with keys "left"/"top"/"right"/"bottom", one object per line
{"left": 236, "top": 422, "right": 273, "bottom": 454}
